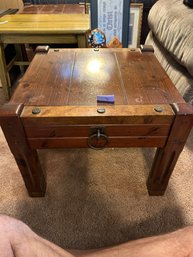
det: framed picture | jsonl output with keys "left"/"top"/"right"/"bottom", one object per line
{"left": 90, "top": 0, "right": 130, "bottom": 48}
{"left": 128, "top": 3, "right": 143, "bottom": 48}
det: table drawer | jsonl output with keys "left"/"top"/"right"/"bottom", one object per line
{"left": 21, "top": 104, "right": 175, "bottom": 149}
{"left": 24, "top": 124, "right": 171, "bottom": 149}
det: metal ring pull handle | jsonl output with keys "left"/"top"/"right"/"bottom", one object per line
{"left": 88, "top": 129, "right": 109, "bottom": 150}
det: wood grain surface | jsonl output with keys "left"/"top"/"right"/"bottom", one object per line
{"left": 21, "top": 105, "right": 174, "bottom": 124}
{"left": 21, "top": 4, "right": 86, "bottom": 14}
{"left": 11, "top": 48, "right": 184, "bottom": 106}
{"left": 0, "top": 14, "right": 90, "bottom": 34}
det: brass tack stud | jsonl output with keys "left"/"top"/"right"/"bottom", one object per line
{"left": 32, "top": 107, "right": 41, "bottom": 115}
{"left": 97, "top": 108, "right": 105, "bottom": 114}
{"left": 154, "top": 106, "right": 163, "bottom": 113}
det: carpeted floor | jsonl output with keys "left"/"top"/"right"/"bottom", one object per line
{"left": 0, "top": 88, "right": 193, "bottom": 251}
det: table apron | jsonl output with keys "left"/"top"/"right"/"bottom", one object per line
{"left": 23, "top": 123, "right": 172, "bottom": 149}
{"left": 27, "top": 136, "right": 168, "bottom": 149}
{"left": 24, "top": 124, "right": 171, "bottom": 137}
{"left": 0, "top": 34, "right": 79, "bottom": 44}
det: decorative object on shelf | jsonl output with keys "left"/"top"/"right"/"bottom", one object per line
{"left": 87, "top": 28, "right": 123, "bottom": 48}
{"left": 87, "top": 29, "right": 122, "bottom": 48}
{"left": 108, "top": 36, "right": 122, "bottom": 48}
{"left": 90, "top": 0, "right": 130, "bottom": 48}
{"left": 128, "top": 3, "right": 143, "bottom": 48}
{"left": 87, "top": 28, "right": 107, "bottom": 48}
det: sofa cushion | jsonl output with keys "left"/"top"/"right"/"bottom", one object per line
{"left": 146, "top": 31, "right": 193, "bottom": 105}
{"left": 148, "top": 0, "right": 193, "bottom": 76}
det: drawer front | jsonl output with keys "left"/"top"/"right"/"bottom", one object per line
{"left": 22, "top": 104, "right": 175, "bottom": 149}
{"left": 24, "top": 124, "right": 171, "bottom": 149}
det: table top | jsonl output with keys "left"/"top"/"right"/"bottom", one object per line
{"left": 10, "top": 48, "right": 184, "bottom": 107}
{"left": 0, "top": 13, "right": 90, "bottom": 34}
{"left": 20, "top": 4, "right": 86, "bottom": 14}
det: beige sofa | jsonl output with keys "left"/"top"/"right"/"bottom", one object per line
{"left": 0, "top": 0, "right": 23, "bottom": 11}
{"left": 145, "top": 0, "right": 193, "bottom": 105}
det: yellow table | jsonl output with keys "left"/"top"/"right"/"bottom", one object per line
{"left": 0, "top": 13, "right": 90, "bottom": 99}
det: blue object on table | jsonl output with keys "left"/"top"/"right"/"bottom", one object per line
{"left": 97, "top": 95, "right": 115, "bottom": 103}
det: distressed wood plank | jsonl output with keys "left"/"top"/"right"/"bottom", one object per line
{"left": 24, "top": 124, "right": 171, "bottom": 138}
{"left": 21, "top": 105, "right": 175, "bottom": 125}
{"left": 28, "top": 136, "right": 168, "bottom": 149}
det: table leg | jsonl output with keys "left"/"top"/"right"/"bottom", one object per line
{"left": 15, "top": 44, "right": 30, "bottom": 71}
{"left": 77, "top": 34, "right": 87, "bottom": 48}
{"left": 14, "top": 44, "right": 26, "bottom": 74}
{"left": 0, "top": 43, "right": 11, "bottom": 99}
{"left": 147, "top": 103, "right": 193, "bottom": 196}
{"left": 0, "top": 104, "right": 46, "bottom": 197}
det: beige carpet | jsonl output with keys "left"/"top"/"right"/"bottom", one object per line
{"left": 0, "top": 90, "right": 193, "bottom": 250}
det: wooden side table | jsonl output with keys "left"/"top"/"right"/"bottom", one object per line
{"left": 0, "top": 48, "right": 192, "bottom": 197}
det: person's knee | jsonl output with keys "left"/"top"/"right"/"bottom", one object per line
{"left": 0, "top": 214, "right": 25, "bottom": 229}
{"left": 0, "top": 214, "right": 18, "bottom": 233}
{"left": 0, "top": 214, "right": 33, "bottom": 242}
